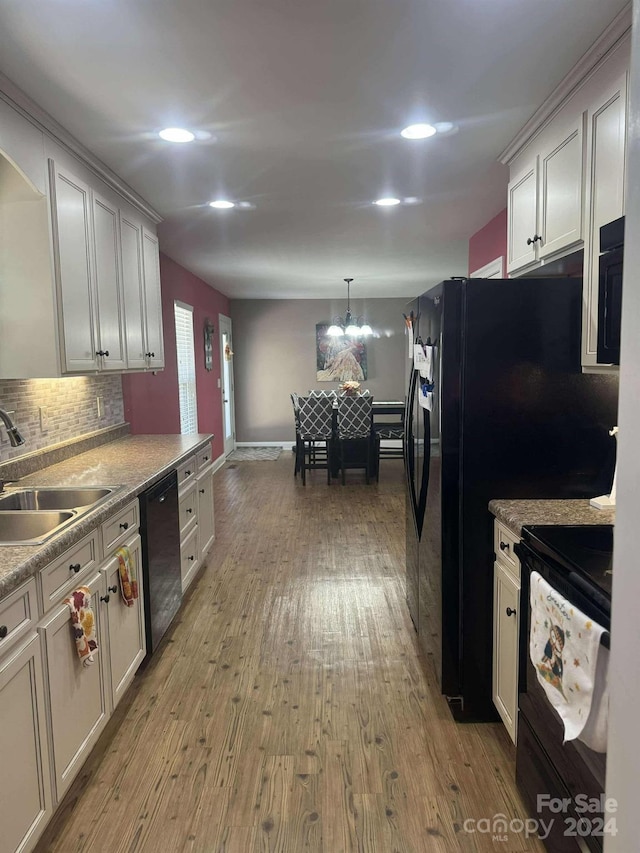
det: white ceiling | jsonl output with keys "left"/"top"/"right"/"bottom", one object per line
{"left": 0, "top": 0, "right": 629, "bottom": 298}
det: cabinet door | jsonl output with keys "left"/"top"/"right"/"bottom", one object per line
{"left": 39, "top": 571, "right": 108, "bottom": 801}
{"left": 120, "top": 213, "right": 147, "bottom": 370}
{"left": 181, "top": 525, "right": 200, "bottom": 593}
{"left": 493, "top": 562, "right": 520, "bottom": 744}
{"left": 0, "top": 634, "right": 52, "bottom": 853}
{"left": 539, "top": 118, "right": 585, "bottom": 259}
{"left": 142, "top": 228, "right": 165, "bottom": 369}
{"left": 507, "top": 159, "right": 538, "bottom": 273}
{"left": 48, "top": 159, "right": 99, "bottom": 373}
{"left": 101, "top": 534, "right": 146, "bottom": 710}
{"left": 92, "top": 191, "right": 126, "bottom": 370}
{"left": 196, "top": 466, "right": 215, "bottom": 560}
{"left": 583, "top": 73, "right": 627, "bottom": 368}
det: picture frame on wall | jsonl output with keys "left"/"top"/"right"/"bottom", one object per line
{"left": 316, "top": 324, "right": 367, "bottom": 382}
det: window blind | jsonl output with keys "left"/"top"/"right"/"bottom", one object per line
{"left": 174, "top": 302, "right": 198, "bottom": 435}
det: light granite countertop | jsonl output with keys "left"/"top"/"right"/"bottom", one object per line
{"left": 489, "top": 498, "right": 615, "bottom": 537}
{"left": 0, "top": 434, "right": 214, "bottom": 600}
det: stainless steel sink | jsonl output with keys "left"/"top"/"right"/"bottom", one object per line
{"left": 0, "top": 485, "right": 123, "bottom": 545}
{"left": 0, "top": 487, "right": 112, "bottom": 511}
{"left": 0, "top": 511, "right": 75, "bottom": 543}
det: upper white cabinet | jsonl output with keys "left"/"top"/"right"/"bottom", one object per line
{"left": 582, "top": 73, "right": 627, "bottom": 370}
{"left": 49, "top": 161, "right": 99, "bottom": 373}
{"left": 0, "top": 95, "right": 164, "bottom": 379}
{"left": 92, "top": 190, "right": 126, "bottom": 371}
{"left": 507, "top": 118, "right": 585, "bottom": 274}
{"left": 502, "top": 26, "right": 630, "bottom": 370}
{"left": 142, "top": 228, "right": 165, "bottom": 370}
{"left": 507, "top": 160, "right": 538, "bottom": 272}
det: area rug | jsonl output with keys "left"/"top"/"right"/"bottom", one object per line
{"left": 226, "top": 447, "right": 283, "bottom": 461}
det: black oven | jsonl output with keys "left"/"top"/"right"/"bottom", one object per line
{"left": 515, "top": 526, "right": 612, "bottom": 853}
{"left": 597, "top": 216, "right": 624, "bottom": 365}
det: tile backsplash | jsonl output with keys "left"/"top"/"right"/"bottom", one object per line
{"left": 0, "top": 375, "right": 125, "bottom": 461}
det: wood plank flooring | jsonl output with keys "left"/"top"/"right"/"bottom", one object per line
{"left": 35, "top": 456, "right": 544, "bottom": 853}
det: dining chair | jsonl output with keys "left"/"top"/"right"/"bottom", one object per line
{"left": 291, "top": 392, "right": 302, "bottom": 478}
{"left": 373, "top": 422, "right": 405, "bottom": 481}
{"left": 336, "top": 396, "right": 374, "bottom": 485}
{"left": 297, "top": 396, "right": 334, "bottom": 485}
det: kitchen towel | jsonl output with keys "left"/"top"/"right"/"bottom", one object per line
{"left": 529, "top": 571, "right": 608, "bottom": 747}
{"left": 65, "top": 586, "right": 98, "bottom": 667}
{"left": 115, "top": 545, "right": 138, "bottom": 607}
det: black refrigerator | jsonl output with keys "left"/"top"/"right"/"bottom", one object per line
{"left": 405, "top": 277, "right": 618, "bottom": 721}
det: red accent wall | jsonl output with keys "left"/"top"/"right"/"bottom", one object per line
{"left": 122, "top": 253, "right": 230, "bottom": 462}
{"left": 468, "top": 208, "right": 507, "bottom": 275}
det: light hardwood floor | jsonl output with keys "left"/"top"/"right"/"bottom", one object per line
{"left": 36, "top": 455, "right": 544, "bottom": 853}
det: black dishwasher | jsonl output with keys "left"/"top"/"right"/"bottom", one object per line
{"left": 139, "top": 470, "right": 182, "bottom": 655}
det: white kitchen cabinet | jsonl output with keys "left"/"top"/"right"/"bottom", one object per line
{"left": 507, "top": 118, "right": 585, "bottom": 275}
{"left": 181, "top": 525, "right": 200, "bottom": 593}
{"left": 507, "top": 159, "right": 538, "bottom": 273}
{"left": 120, "top": 212, "right": 148, "bottom": 370}
{"left": 492, "top": 520, "right": 521, "bottom": 745}
{"left": 196, "top": 465, "right": 215, "bottom": 560}
{"left": 39, "top": 570, "right": 109, "bottom": 802}
{"left": 92, "top": 191, "right": 126, "bottom": 371}
{"left": 538, "top": 117, "right": 585, "bottom": 259}
{"left": 0, "top": 633, "right": 52, "bottom": 853}
{"left": 100, "top": 534, "right": 145, "bottom": 710}
{"left": 582, "top": 72, "right": 627, "bottom": 370}
{"left": 142, "top": 228, "right": 165, "bottom": 370}
{"left": 48, "top": 159, "right": 99, "bottom": 374}
{"left": 0, "top": 91, "right": 163, "bottom": 379}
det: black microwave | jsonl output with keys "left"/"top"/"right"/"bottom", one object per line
{"left": 597, "top": 216, "right": 624, "bottom": 365}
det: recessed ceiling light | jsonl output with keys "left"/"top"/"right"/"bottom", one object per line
{"left": 403, "top": 196, "right": 421, "bottom": 205}
{"left": 374, "top": 197, "right": 401, "bottom": 207}
{"left": 401, "top": 123, "right": 437, "bottom": 140}
{"left": 158, "top": 127, "right": 196, "bottom": 143}
{"left": 434, "top": 122, "right": 455, "bottom": 134}
{"left": 208, "top": 199, "right": 235, "bottom": 209}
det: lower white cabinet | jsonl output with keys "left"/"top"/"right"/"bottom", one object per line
{"left": 100, "top": 534, "right": 145, "bottom": 710}
{"left": 37, "top": 530, "right": 145, "bottom": 805}
{"left": 492, "top": 520, "right": 522, "bottom": 744}
{"left": 196, "top": 465, "right": 215, "bottom": 559}
{"left": 39, "top": 570, "right": 109, "bottom": 802}
{"left": 0, "top": 633, "right": 52, "bottom": 853}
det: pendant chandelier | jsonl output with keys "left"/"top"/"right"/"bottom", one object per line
{"left": 327, "top": 278, "right": 373, "bottom": 337}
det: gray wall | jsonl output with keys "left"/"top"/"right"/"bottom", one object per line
{"left": 230, "top": 297, "right": 410, "bottom": 442}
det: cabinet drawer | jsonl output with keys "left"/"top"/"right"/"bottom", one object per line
{"left": 181, "top": 526, "right": 200, "bottom": 590}
{"left": 101, "top": 500, "right": 139, "bottom": 554}
{"left": 196, "top": 446, "right": 212, "bottom": 472}
{"left": 177, "top": 456, "right": 196, "bottom": 492}
{"left": 40, "top": 531, "right": 99, "bottom": 611}
{"left": 494, "top": 521, "right": 520, "bottom": 579}
{"left": 178, "top": 483, "right": 198, "bottom": 539}
{"left": 0, "top": 578, "right": 38, "bottom": 657}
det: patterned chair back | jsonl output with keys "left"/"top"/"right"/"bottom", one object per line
{"left": 308, "top": 389, "right": 337, "bottom": 398}
{"left": 337, "top": 396, "right": 373, "bottom": 440}
{"left": 290, "top": 392, "right": 300, "bottom": 429}
{"left": 297, "top": 396, "right": 334, "bottom": 439}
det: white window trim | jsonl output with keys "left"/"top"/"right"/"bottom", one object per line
{"left": 470, "top": 256, "right": 505, "bottom": 278}
{"left": 174, "top": 300, "right": 198, "bottom": 435}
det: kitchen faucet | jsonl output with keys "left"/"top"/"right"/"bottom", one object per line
{"left": 0, "top": 406, "right": 25, "bottom": 448}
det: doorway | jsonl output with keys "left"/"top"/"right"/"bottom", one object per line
{"left": 219, "top": 314, "right": 235, "bottom": 456}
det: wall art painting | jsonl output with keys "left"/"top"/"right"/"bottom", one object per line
{"left": 316, "top": 324, "right": 367, "bottom": 382}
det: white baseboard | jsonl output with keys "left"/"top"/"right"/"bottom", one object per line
{"left": 211, "top": 452, "right": 227, "bottom": 474}
{"left": 234, "top": 441, "right": 290, "bottom": 447}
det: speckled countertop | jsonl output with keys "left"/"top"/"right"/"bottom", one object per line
{"left": 0, "top": 434, "right": 213, "bottom": 600}
{"left": 489, "top": 499, "right": 615, "bottom": 537}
